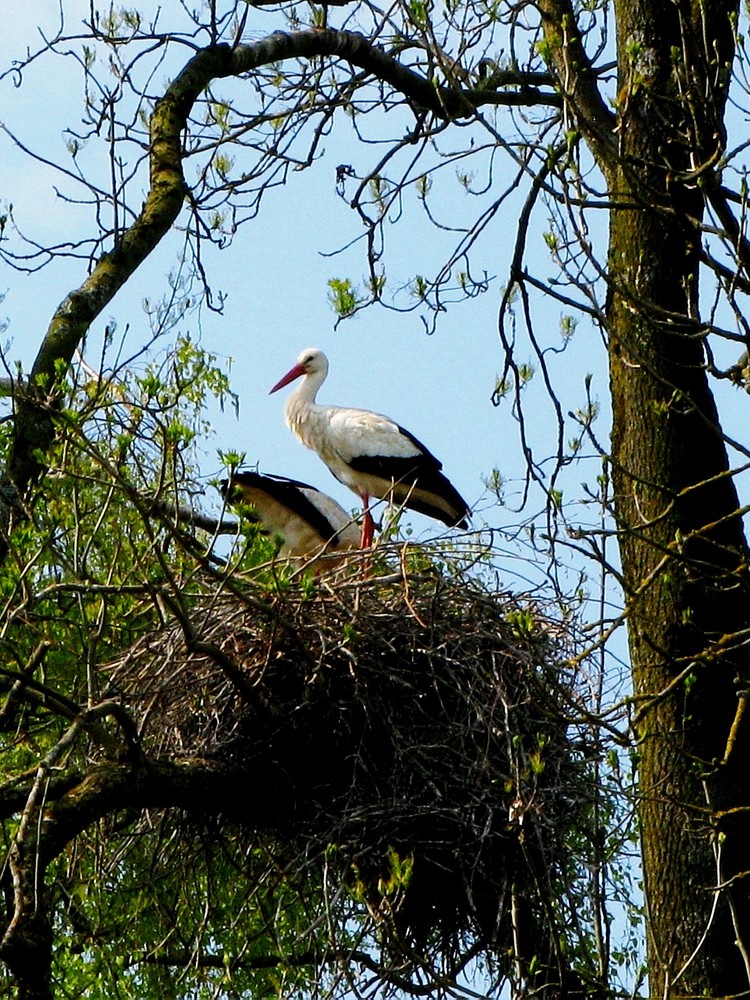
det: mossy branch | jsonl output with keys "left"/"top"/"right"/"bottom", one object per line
{"left": 7, "top": 42, "right": 236, "bottom": 493}
{"left": 535, "top": 0, "right": 617, "bottom": 177}
{"left": 7, "top": 30, "right": 560, "bottom": 498}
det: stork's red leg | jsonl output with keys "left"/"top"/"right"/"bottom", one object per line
{"left": 360, "top": 493, "right": 374, "bottom": 548}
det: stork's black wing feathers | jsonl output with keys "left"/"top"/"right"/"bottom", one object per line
{"left": 222, "top": 471, "right": 342, "bottom": 543}
{"left": 394, "top": 423, "right": 444, "bottom": 468}
{"left": 347, "top": 452, "right": 436, "bottom": 484}
{"left": 347, "top": 454, "right": 470, "bottom": 528}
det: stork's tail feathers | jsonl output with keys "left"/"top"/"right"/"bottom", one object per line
{"left": 394, "top": 469, "right": 470, "bottom": 529}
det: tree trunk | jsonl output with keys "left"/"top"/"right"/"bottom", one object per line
{"left": 609, "top": 197, "right": 750, "bottom": 995}
{"left": 0, "top": 845, "right": 53, "bottom": 1000}
{"left": 607, "top": 2, "right": 750, "bottom": 993}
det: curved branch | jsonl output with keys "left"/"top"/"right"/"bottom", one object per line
{"left": 228, "top": 30, "right": 561, "bottom": 119}
{"left": 7, "top": 29, "right": 561, "bottom": 499}
{"left": 40, "top": 755, "right": 248, "bottom": 859}
{"left": 7, "top": 41, "right": 237, "bottom": 494}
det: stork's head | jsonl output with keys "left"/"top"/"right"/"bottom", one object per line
{"left": 270, "top": 348, "right": 328, "bottom": 393}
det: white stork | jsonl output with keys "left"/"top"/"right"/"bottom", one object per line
{"left": 269, "top": 348, "right": 470, "bottom": 547}
{"left": 221, "top": 470, "right": 360, "bottom": 565}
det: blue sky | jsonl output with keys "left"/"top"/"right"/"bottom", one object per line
{"left": 0, "top": 3, "right": 617, "bottom": 599}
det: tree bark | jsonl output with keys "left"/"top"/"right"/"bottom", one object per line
{"left": 605, "top": 1, "right": 750, "bottom": 994}
{"left": 608, "top": 196, "right": 750, "bottom": 996}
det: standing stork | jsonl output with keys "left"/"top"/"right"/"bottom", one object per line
{"left": 221, "top": 470, "right": 360, "bottom": 564}
{"left": 269, "top": 348, "right": 470, "bottom": 547}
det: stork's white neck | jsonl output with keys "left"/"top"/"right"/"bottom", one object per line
{"left": 289, "top": 367, "right": 326, "bottom": 409}
{"left": 284, "top": 367, "right": 329, "bottom": 450}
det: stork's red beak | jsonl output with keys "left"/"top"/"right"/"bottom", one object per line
{"left": 269, "top": 363, "right": 305, "bottom": 394}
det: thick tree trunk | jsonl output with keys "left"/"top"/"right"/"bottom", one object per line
{"left": 607, "top": 3, "right": 750, "bottom": 993}
{"left": 609, "top": 198, "right": 750, "bottom": 995}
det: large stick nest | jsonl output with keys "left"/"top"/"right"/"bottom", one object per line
{"left": 106, "top": 555, "right": 589, "bottom": 960}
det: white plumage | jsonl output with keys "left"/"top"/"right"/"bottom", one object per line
{"left": 269, "top": 348, "right": 470, "bottom": 547}
{"left": 221, "top": 470, "right": 360, "bottom": 566}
